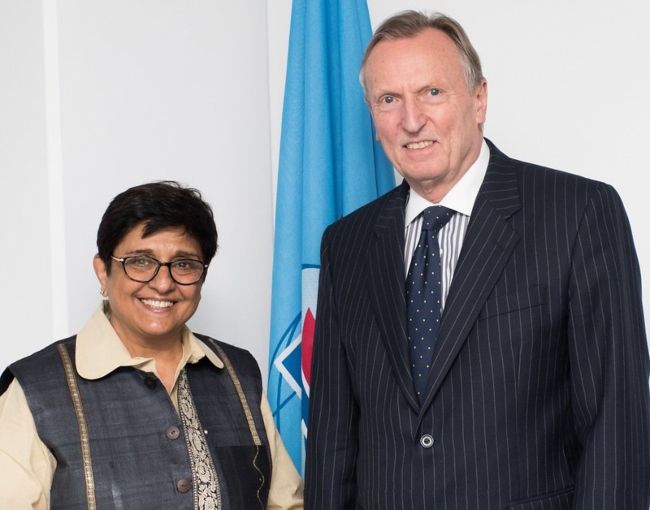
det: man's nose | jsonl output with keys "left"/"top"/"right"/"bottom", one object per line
{"left": 401, "top": 96, "right": 426, "bottom": 133}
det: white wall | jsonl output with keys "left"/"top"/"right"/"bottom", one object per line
{"left": 0, "top": 0, "right": 53, "bottom": 361}
{"left": 0, "top": 0, "right": 275, "bottom": 372}
{"left": 1, "top": 0, "right": 648, "bottom": 377}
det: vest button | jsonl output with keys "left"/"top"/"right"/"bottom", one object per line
{"left": 166, "top": 426, "right": 180, "bottom": 440}
{"left": 144, "top": 375, "right": 157, "bottom": 389}
{"left": 419, "top": 434, "right": 434, "bottom": 448}
{"left": 177, "top": 478, "right": 192, "bottom": 493}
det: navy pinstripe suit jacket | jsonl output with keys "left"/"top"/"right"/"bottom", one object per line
{"left": 305, "top": 141, "right": 650, "bottom": 509}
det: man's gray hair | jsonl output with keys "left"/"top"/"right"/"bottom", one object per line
{"left": 360, "top": 11, "right": 484, "bottom": 96}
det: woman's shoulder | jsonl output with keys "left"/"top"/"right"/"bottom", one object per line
{"left": 193, "top": 334, "right": 261, "bottom": 375}
{"left": 1, "top": 336, "right": 77, "bottom": 395}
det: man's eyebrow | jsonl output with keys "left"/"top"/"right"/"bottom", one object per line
{"left": 372, "top": 89, "right": 401, "bottom": 100}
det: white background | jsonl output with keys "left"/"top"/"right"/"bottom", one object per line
{"left": 1, "top": 0, "right": 648, "bottom": 380}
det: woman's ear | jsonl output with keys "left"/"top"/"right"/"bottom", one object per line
{"left": 93, "top": 254, "right": 109, "bottom": 293}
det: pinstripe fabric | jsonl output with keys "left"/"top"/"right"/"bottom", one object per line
{"left": 405, "top": 212, "right": 469, "bottom": 310}
{"left": 305, "top": 141, "right": 650, "bottom": 510}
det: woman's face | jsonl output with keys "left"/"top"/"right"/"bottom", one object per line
{"left": 94, "top": 222, "right": 205, "bottom": 350}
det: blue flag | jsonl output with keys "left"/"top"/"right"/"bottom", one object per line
{"left": 268, "top": 0, "right": 395, "bottom": 473}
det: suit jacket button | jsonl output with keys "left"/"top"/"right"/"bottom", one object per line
{"left": 177, "top": 478, "right": 192, "bottom": 493}
{"left": 166, "top": 425, "right": 180, "bottom": 440}
{"left": 420, "top": 434, "right": 435, "bottom": 448}
{"left": 144, "top": 375, "right": 157, "bottom": 389}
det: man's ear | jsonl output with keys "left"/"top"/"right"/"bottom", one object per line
{"left": 475, "top": 78, "right": 488, "bottom": 125}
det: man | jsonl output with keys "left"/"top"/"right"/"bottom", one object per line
{"left": 305, "top": 10, "right": 649, "bottom": 510}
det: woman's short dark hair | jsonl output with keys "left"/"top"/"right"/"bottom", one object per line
{"left": 97, "top": 181, "right": 218, "bottom": 272}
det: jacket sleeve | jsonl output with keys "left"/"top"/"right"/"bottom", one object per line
{"left": 567, "top": 183, "right": 650, "bottom": 509}
{"left": 305, "top": 226, "right": 359, "bottom": 510}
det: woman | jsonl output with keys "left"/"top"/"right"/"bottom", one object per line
{"left": 0, "top": 181, "right": 303, "bottom": 509}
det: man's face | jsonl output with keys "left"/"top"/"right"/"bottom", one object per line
{"left": 364, "top": 28, "right": 487, "bottom": 202}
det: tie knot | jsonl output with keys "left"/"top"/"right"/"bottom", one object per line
{"left": 421, "top": 206, "right": 454, "bottom": 233}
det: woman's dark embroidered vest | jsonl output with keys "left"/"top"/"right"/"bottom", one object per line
{"left": 3, "top": 335, "right": 271, "bottom": 510}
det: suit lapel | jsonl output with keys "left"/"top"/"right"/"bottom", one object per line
{"left": 367, "top": 182, "right": 420, "bottom": 412}
{"left": 418, "top": 144, "right": 522, "bottom": 417}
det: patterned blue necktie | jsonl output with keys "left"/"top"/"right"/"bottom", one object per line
{"left": 406, "top": 206, "right": 455, "bottom": 401}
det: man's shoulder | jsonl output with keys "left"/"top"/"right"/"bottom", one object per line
{"left": 487, "top": 141, "right": 614, "bottom": 203}
{"left": 325, "top": 183, "right": 404, "bottom": 236}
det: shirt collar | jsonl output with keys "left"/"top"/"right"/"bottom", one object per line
{"left": 75, "top": 304, "right": 224, "bottom": 380}
{"left": 405, "top": 139, "right": 490, "bottom": 226}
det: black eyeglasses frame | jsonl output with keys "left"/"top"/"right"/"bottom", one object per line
{"left": 110, "top": 255, "right": 208, "bottom": 286}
